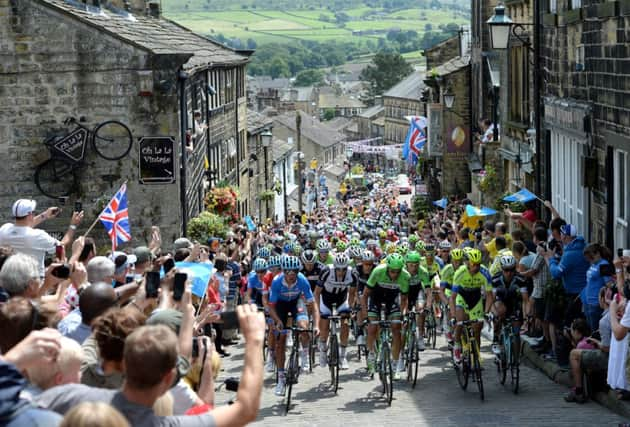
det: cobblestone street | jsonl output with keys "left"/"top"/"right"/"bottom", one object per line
{"left": 215, "top": 333, "right": 627, "bottom": 426}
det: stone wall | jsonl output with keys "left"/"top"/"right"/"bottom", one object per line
{"left": 426, "top": 35, "right": 461, "bottom": 70}
{"left": 0, "top": 0, "right": 185, "bottom": 248}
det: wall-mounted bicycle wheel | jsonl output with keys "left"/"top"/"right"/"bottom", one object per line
{"left": 92, "top": 120, "right": 133, "bottom": 160}
{"left": 34, "top": 158, "right": 78, "bottom": 199}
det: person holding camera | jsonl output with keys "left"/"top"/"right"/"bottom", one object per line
{"left": 608, "top": 254, "right": 630, "bottom": 399}
{"left": 0, "top": 199, "right": 84, "bottom": 278}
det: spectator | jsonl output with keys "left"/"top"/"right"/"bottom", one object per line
{"left": 0, "top": 199, "right": 83, "bottom": 276}
{"left": 0, "top": 297, "right": 57, "bottom": 353}
{"left": 111, "top": 252, "right": 136, "bottom": 288}
{"left": 488, "top": 236, "right": 512, "bottom": 276}
{"left": 36, "top": 305, "right": 265, "bottom": 427}
{"left": 581, "top": 243, "right": 614, "bottom": 331}
{"left": 0, "top": 329, "right": 65, "bottom": 427}
{"left": 60, "top": 402, "right": 129, "bottom": 427}
{"left": 86, "top": 256, "right": 116, "bottom": 285}
{"left": 505, "top": 200, "right": 538, "bottom": 231}
{"left": 57, "top": 283, "right": 118, "bottom": 344}
{"left": 608, "top": 255, "right": 630, "bottom": 399}
{"left": 545, "top": 224, "right": 589, "bottom": 327}
{"left": 76, "top": 237, "right": 96, "bottom": 266}
{"left": 24, "top": 336, "right": 84, "bottom": 394}
{"left": 0, "top": 253, "right": 41, "bottom": 299}
{"left": 565, "top": 287, "right": 611, "bottom": 403}
{"left": 81, "top": 307, "right": 146, "bottom": 389}
{"left": 484, "top": 222, "right": 512, "bottom": 262}
{"left": 132, "top": 246, "right": 154, "bottom": 276}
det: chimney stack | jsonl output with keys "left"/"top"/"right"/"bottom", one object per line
{"left": 147, "top": 1, "right": 161, "bottom": 18}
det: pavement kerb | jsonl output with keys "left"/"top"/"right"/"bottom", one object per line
{"left": 522, "top": 341, "right": 630, "bottom": 419}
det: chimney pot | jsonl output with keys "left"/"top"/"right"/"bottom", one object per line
{"left": 148, "top": 1, "right": 160, "bottom": 18}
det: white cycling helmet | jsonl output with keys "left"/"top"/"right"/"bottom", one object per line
{"left": 333, "top": 253, "right": 350, "bottom": 269}
{"left": 499, "top": 255, "right": 517, "bottom": 270}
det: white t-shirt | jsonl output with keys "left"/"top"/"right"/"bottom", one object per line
{"left": 0, "top": 223, "right": 59, "bottom": 276}
{"left": 608, "top": 303, "right": 630, "bottom": 390}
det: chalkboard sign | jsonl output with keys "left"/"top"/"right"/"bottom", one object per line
{"left": 52, "top": 128, "right": 88, "bottom": 162}
{"left": 138, "top": 137, "right": 175, "bottom": 184}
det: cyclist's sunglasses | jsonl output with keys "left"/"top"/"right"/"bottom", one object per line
{"left": 503, "top": 267, "right": 516, "bottom": 273}
{"left": 388, "top": 268, "right": 402, "bottom": 273}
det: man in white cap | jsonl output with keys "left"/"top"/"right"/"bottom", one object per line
{"left": 0, "top": 199, "right": 83, "bottom": 276}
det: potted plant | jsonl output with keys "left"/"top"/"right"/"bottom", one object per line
{"left": 187, "top": 211, "right": 229, "bottom": 242}
{"left": 259, "top": 190, "right": 276, "bottom": 201}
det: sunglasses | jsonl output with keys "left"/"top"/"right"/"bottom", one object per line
{"left": 389, "top": 268, "right": 402, "bottom": 273}
{"left": 284, "top": 269, "right": 298, "bottom": 273}
{"left": 503, "top": 268, "right": 516, "bottom": 273}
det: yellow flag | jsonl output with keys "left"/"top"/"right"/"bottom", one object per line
{"left": 204, "top": 156, "right": 209, "bottom": 170}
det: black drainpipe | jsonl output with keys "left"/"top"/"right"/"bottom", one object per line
{"left": 178, "top": 68, "right": 189, "bottom": 236}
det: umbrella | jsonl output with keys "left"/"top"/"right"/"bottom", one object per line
{"left": 503, "top": 188, "right": 541, "bottom": 203}
{"left": 461, "top": 204, "right": 498, "bottom": 229}
{"left": 432, "top": 197, "right": 448, "bottom": 209}
{"left": 170, "top": 261, "right": 214, "bottom": 298}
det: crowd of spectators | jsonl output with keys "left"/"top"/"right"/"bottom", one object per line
{"left": 0, "top": 198, "right": 265, "bottom": 426}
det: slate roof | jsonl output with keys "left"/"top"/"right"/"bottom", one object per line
{"left": 358, "top": 105, "right": 384, "bottom": 119}
{"left": 430, "top": 56, "right": 471, "bottom": 77}
{"left": 247, "top": 110, "right": 273, "bottom": 134}
{"left": 384, "top": 72, "right": 425, "bottom": 100}
{"left": 273, "top": 111, "right": 346, "bottom": 148}
{"left": 37, "top": 0, "right": 248, "bottom": 71}
{"left": 271, "top": 138, "right": 293, "bottom": 160}
{"left": 318, "top": 93, "right": 365, "bottom": 109}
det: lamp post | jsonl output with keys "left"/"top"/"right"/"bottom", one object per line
{"left": 487, "top": 2, "right": 543, "bottom": 210}
{"left": 261, "top": 129, "right": 272, "bottom": 220}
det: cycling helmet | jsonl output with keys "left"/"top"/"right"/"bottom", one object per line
{"left": 366, "top": 239, "right": 378, "bottom": 247}
{"left": 317, "top": 239, "right": 331, "bottom": 252}
{"left": 281, "top": 255, "right": 301, "bottom": 271}
{"left": 385, "top": 242, "right": 397, "bottom": 254}
{"left": 267, "top": 255, "right": 282, "bottom": 268}
{"left": 386, "top": 253, "right": 405, "bottom": 270}
{"left": 451, "top": 248, "right": 464, "bottom": 261}
{"left": 499, "top": 255, "right": 517, "bottom": 270}
{"left": 408, "top": 234, "right": 419, "bottom": 245}
{"left": 396, "top": 245, "right": 409, "bottom": 256}
{"left": 301, "top": 249, "right": 317, "bottom": 264}
{"left": 378, "top": 230, "right": 387, "bottom": 239}
{"left": 253, "top": 258, "right": 267, "bottom": 272}
{"left": 349, "top": 237, "right": 361, "bottom": 247}
{"left": 257, "top": 247, "right": 271, "bottom": 259}
{"left": 466, "top": 248, "right": 483, "bottom": 264}
{"left": 362, "top": 250, "right": 376, "bottom": 263}
{"left": 336, "top": 240, "right": 348, "bottom": 252}
{"left": 424, "top": 243, "right": 436, "bottom": 254}
{"left": 349, "top": 246, "right": 363, "bottom": 259}
{"left": 333, "top": 253, "right": 350, "bottom": 269}
{"left": 387, "top": 229, "right": 395, "bottom": 238}
{"left": 415, "top": 241, "right": 425, "bottom": 252}
{"left": 438, "top": 240, "right": 452, "bottom": 250}
{"left": 405, "top": 251, "right": 421, "bottom": 264}
{"left": 309, "top": 231, "right": 319, "bottom": 240}
{"left": 292, "top": 243, "right": 303, "bottom": 256}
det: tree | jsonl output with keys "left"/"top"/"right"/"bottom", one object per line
{"left": 359, "top": 51, "right": 413, "bottom": 103}
{"left": 323, "top": 108, "right": 336, "bottom": 120}
{"left": 294, "top": 69, "right": 324, "bottom": 86}
{"left": 246, "top": 38, "right": 257, "bottom": 50}
{"left": 269, "top": 57, "right": 290, "bottom": 79}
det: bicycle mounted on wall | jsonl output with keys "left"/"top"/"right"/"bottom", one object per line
{"left": 34, "top": 116, "right": 133, "bottom": 199}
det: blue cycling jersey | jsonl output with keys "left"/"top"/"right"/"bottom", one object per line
{"left": 247, "top": 271, "right": 264, "bottom": 291}
{"left": 269, "top": 272, "right": 314, "bottom": 304}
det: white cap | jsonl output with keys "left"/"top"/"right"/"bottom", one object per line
{"left": 12, "top": 199, "right": 37, "bottom": 218}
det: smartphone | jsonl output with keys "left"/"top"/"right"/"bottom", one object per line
{"left": 618, "top": 248, "right": 624, "bottom": 258}
{"left": 125, "top": 276, "right": 134, "bottom": 284}
{"left": 163, "top": 258, "right": 176, "bottom": 275}
{"left": 220, "top": 311, "right": 239, "bottom": 329}
{"left": 55, "top": 244, "right": 64, "bottom": 259}
{"left": 173, "top": 272, "right": 187, "bottom": 302}
{"left": 599, "top": 263, "right": 616, "bottom": 277}
{"left": 51, "top": 264, "right": 71, "bottom": 279}
{"left": 145, "top": 271, "right": 160, "bottom": 298}
{"left": 74, "top": 201, "right": 82, "bottom": 213}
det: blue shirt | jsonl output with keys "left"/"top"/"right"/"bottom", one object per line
{"left": 57, "top": 308, "right": 90, "bottom": 344}
{"left": 269, "top": 272, "right": 313, "bottom": 304}
{"left": 549, "top": 236, "right": 588, "bottom": 294}
{"left": 582, "top": 259, "right": 612, "bottom": 305}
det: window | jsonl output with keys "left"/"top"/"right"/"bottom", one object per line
{"left": 569, "top": 0, "right": 580, "bottom": 10}
{"left": 509, "top": 46, "right": 529, "bottom": 124}
{"left": 614, "top": 150, "right": 629, "bottom": 248}
{"left": 550, "top": 131, "right": 589, "bottom": 236}
{"left": 549, "top": 0, "right": 557, "bottom": 13}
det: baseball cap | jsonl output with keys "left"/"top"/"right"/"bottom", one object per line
{"left": 173, "top": 238, "right": 194, "bottom": 251}
{"left": 560, "top": 224, "right": 578, "bottom": 237}
{"left": 12, "top": 199, "right": 37, "bottom": 218}
{"left": 147, "top": 308, "right": 183, "bottom": 334}
{"left": 133, "top": 246, "right": 154, "bottom": 264}
{"left": 110, "top": 251, "right": 137, "bottom": 275}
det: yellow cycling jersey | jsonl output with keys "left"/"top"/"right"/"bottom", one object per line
{"left": 452, "top": 265, "right": 491, "bottom": 293}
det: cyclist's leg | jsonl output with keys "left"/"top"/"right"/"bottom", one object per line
{"left": 367, "top": 296, "right": 380, "bottom": 354}
{"left": 274, "top": 301, "right": 292, "bottom": 371}
{"left": 388, "top": 299, "right": 403, "bottom": 368}
{"left": 318, "top": 298, "right": 332, "bottom": 366}
{"left": 417, "top": 288, "right": 426, "bottom": 336}
{"left": 468, "top": 298, "right": 485, "bottom": 351}
{"left": 339, "top": 300, "right": 351, "bottom": 347}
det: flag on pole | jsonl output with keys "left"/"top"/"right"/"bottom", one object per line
{"left": 402, "top": 116, "right": 427, "bottom": 165}
{"left": 432, "top": 197, "right": 448, "bottom": 209}
{"left": 99, "top": 183, "right": 131, "bottom": 251}
{"left": 503, "top": 188, "right": 538, "bottom": 203}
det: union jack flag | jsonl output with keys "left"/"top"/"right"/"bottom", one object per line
{"left": 99, "top": 183, "right": 131, "bottom": 251}
{"left": 402, "top": 116, "right": 427, "bottom": 165}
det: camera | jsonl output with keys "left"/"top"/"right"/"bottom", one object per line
{"left": 224, "top": 377, "right": 240, "bottom": 392}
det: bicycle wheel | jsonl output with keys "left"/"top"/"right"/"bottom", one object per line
{"left": 309, "top": 334, "right": 316, "bottom": 373}
{"left": 92, "top": 120, "right": 133, "bottom": 160}
{"left": 472, "top": 344, "right": 484, "bottom": 401}
{"left": 454, "top": 339, "right": 469, "bottom": 390}
{"left": 34, "top": 158, "right": 78, "bottom": 199}
{"left": 329, "top": 335, "right": 340, "bottom": 393}
{"left": 510, "top": 335, "right": 520, "bottom": 394}
{"left": 285, "top": 348, "right": 299, "bottom": 414}
{"left": 407, "top": 333, "right": 419, "bottom": 388}
{"left": 381, "top": 343, "right": 393, "bottom": 406}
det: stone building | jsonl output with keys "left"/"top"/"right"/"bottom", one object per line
{"left": 0, "top": 0, "right": 248, "bottom": 245}
{"left": 383, "top": 72, "right": 425, "bottom": 171}
{"left": 541, "top": 0, "right": 630, "bottom": 248}
{"left": 246, "top": 111, "right": 274, "bottom": 221}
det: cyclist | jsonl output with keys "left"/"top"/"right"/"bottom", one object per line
{"left": 257, "top": 246, "right": 271, "bottom": 261}
{"left": 362, "top": 253, "right": 410, "bottom": 379}
{"left": 438, "top": 240, "right": 452, "bottom": 266}
{"left": 439, "top": 248, "right": 465, "bottom": 340}
{"left": 450, "top": 248, "right": 491, "bottom": 364}
{"left": 408, "top": 234, "right": 420, "bottom": 252}
{"left": 421, "top": 244, "right": 442, "bottom": 278}
{"left": 405, "top": 251, "right": 431, "bottom": 351}
{"left": 314, "top": 253, "right": 358, "bottom": 370}
{"left": 336, "top": 240, "right": 348, "bottom": 255}
{"left": 316, "top": 239, "right": 334, "bottom": 265}
{"left": 488, "top": 255, "right": 530, "bottom": 355}
{"left": 301, "top": 249, "right": 326, "bottom": 293}
{"left": 246, "top": 258, "right": 268, "bottom": 308}
{"left": 354, "top": 249, "right": 376, "bottom": 346}
{"left": 268, "top": 255, "right": 320, "bottom": 396}
{"left": 488, "top": 236, "right": 513, "bottom": 276}
{"left": 348, "top": 245, "right": 364, "bottom": 267}
{"left": 263, "top": 255, "right": 283, "bottom": 372}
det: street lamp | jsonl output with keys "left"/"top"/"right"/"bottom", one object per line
{"left": 261, "top": 129, "right": 272, "bottom": 220}
{"left": 443, "top": 88, "right": 455, "bottom": 110}
{"left": 345, "top": 146, "right": 353, "bottom": 160}
{"left": 486, "top": 3, "right": 513, "bottom": 50}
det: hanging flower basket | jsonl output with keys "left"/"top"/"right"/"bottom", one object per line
{"left": 259, "top": 190, "right": 276, "bottom": 201}
{"left": 204, "top": 185, "right": 240, "bottom": 218}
